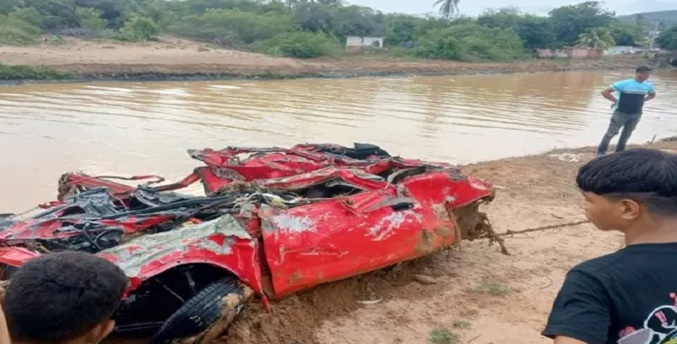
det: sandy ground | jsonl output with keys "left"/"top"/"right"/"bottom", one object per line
{"left": 206, "top": 139, "right": 677, "bottom": 344}
{"left": 0, "top": 36, "right": 649, "bottom": 79}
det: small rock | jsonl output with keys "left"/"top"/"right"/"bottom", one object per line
{"left": 414, "top": 274, "right": 437, "bottom": 285}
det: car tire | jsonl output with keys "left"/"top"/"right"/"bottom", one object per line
{"left": 149, "top": 277, "right": 254, "bottom": 344}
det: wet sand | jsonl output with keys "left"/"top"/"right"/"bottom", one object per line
{"left": 218, "top": 139, "right": 677, "bottom": 344}
{"left": 0, "top": 36, "right": 651, "bottom": 80}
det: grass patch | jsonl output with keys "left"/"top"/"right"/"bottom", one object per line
{"left": 453, "top": 320, "right": 471, "bottom": 329}
{"left": 429, "top": 329, "right": 459, "bottom": 344}
{"left": 0, "top": 64, "right": 74, "bottom": 80}
{"left": 467, "top": 281, "right": 512, "bottom": 296}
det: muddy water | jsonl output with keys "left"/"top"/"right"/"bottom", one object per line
{"left": 0, "top": 70, "right": 676, "bottom": 212}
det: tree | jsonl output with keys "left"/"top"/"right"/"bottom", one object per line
{"left": 329, "top": 5, "right": 383, "bottom": 41}
{"left": 478, "top": 8, "right": 557, "bottom": 50}
{"left": 434, "top": 0, "right": 459, "bottom": 19}
{"left": 608, "top": 20, "right": 642, "bottom": 46}
{"left": 383, "top": 14, "right": 426, "bottom": 46}
{"left": 415, "top": 22, "right": 524, "bottom": 61}
{"left": 0, "top": 0, "right": 23, "bottom": 15}
{"left": 120, "top": 15, "right": 159, "bottom": 41}
{"left": 656, "top": 25, "right": 677, "bottom": 50}
{"left": 576, "top": 27, "right": 615, "bottom": 50}
{"left": 25, "top": 0, "right": 79, "bottom": 29}
{"left": 548, "top": 1, "right": 615, "bottom": 46}
{"left": 75, "top": 7, "right": 106, "bottom": 31}
{"left": 293, "top": 2, "right": 333, "bottom": 33}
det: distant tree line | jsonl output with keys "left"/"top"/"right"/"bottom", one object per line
{"left": 0, "top": 0, "right": 675, "bottom": 60}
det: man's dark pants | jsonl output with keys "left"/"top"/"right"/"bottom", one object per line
{"left": 597, "top": 111, "right": 641, "bottom": 155}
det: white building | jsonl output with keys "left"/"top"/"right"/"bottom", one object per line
{"left": 345, "top": 36, "right": 385, "bottom": 53}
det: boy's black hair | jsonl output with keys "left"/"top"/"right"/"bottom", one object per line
{"left": 576, "top": 148, "right": 677, "bottom": 217}
{"left": 636, "top": 65, "right": 653, "bottom": 73}
{"left": 4, "top": 250, "right": 128, "bottom": 343}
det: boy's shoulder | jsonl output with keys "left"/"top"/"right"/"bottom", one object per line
{"left": 571, "top": 243, "right": 677, "bottom": 284}
{"left": 569, "top": 249, "right": 624, "bottom": 276}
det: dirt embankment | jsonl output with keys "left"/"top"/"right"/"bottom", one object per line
{"left": 209, "top": 139, "right": 677, "bottom": 344}
{"left": 0, "top": 36, "right": 652, "bottom": 81}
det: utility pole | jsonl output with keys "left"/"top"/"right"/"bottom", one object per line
{"left": 649, "top": 21, "right": 660, "bottom": 50}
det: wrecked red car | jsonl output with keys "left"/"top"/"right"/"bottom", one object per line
{"left": 0, "top": 143, "right": 495, "bottom": 344}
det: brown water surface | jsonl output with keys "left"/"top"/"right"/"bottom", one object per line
{"left": 1, "top": 70, "right": 676, "bottom": 212}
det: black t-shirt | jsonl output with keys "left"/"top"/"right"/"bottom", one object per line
{"left": 542, "top": 243, "right": 677, "bottom": 344}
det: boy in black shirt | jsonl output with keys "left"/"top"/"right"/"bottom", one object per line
{"left": 542, "top": 148, "right": 677, "bottom": 344}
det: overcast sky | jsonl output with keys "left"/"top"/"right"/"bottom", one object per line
{"left": 346, "top": 0, "right": 676, "bottom": 17}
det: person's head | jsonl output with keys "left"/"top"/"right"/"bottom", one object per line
{"left": 576, "top": 148, "right": 677, "bottom": 232}
{"left": 635, "top": 65, "right": 652, "bottom": 82}
{"left": 3, "top": 251, "right": 128, "bottom": 344}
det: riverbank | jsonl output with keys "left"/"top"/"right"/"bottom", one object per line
{"left": 0, "top": 36, "right": 656, "bottom": 82}
{"left": 216, "top": 139, "right": 677, "bottom": 344}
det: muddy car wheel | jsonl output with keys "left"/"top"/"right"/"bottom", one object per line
{"left": 149, "top": 277, "right": 254, "bottom": 344}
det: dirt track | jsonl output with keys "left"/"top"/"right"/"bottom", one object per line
{"left": 213, "top": 140, "right": 677, "bottom": 344}
{"left": 0, "top": 36, "right": 649, "bottom": 80}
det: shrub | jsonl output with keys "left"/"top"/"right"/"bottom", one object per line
{"left": 75, "top": 7, "right": 107, "bottom": 31}
{"left": 414, "top": 34, "right": 465, "bottom": 60}
{"left": 0, "top": 10, "right": 43, "bottom": 45}
{"left": 168, "top": 9, "right": 295, "bottom": 45}
{"left": 252, "top": 31, "right": 341, "bottom": 58}
{"left": 656, "top": 25, "right": 677, "bottom": 50}
{"left": 0, "top": 64, "right": 73, "bottom": 80}
{"left": 8, "top": 7, "right": 43, "bottom": 27}
{"left": 414, "top": 23, "right": 525, "bottom": 61}
{"left": 119, "top": 15, "right": 160, "bottom": 42}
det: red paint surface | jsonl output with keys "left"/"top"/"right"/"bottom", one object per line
{"left": 0, "top": 247, "right": 40, "bottom": 267}
{"left": 258, "top": 168, "right": 492, "bottom": 298}
{"left": 98, "top": 235, "right": 263, "bottom": 297}
{"left": 0, "top": 144, "right": 493, "bottom": 309}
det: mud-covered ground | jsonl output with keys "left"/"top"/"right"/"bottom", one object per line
{"left": 209, "top": 140, "right": 677, "bottom": 344}
{"left": 0, "top": 36, "right": 650, "bottom": 80}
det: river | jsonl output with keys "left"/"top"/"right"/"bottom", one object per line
{"left": 0, "top": 70, "right": 676, "bottom": 212}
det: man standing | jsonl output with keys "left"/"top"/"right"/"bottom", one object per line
{"left": 596, "top": 66, "right": 656, "bottom": 156}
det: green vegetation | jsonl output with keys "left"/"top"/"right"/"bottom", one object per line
{"left": 0, "top": 0, "right": 674, "bottom": 61}
{"left": 75, "top": 7, "right": 107, "bottom": 32}
{"left": 429, "top": 328, "right": 459, "bottom": 344}
{"left": 467, "top": 281, "right": 512, "bottom": 296}
{"left": 657, "top": 26, "right": 677, "bottom": 50}
{"left": 617, "top": 10, "right": 677, "bottom": 30}
{"left": 119, "top": 15, "right": 161, "bottom": 42}
{"left": 0, "top": 8, "right": 43, "bottom": 45}
{"left": 434, "top": 0, "right": 460, "bottom": 19}
{"left": 576, "top": 27, "right": 616, "bottom": 50}
{"left": 0, "top": 64, "right": 73, "bottom": 80}
{"left": 252, "top": 31, "right": 340, "bottom": 58}
{"left": 414, "top": 23, "right": 526, "bottom": 61}
{"left": 452, "top": 320, "right": 472, "bottom": 329}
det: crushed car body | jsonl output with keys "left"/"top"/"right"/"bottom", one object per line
{"left": 0, "top": 143, "right": 495, "bottom": 344}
